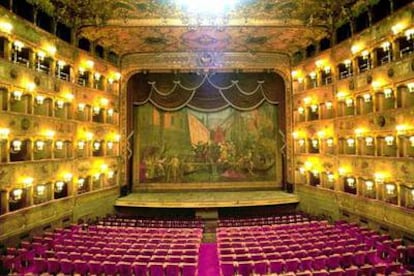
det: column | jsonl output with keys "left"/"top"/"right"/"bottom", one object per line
{"left": 0, "top": 190, "right": 9, "bottom": 214}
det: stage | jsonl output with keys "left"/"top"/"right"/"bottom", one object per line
{"left": 115, "top": 190, "right": 299, "bottom": 208}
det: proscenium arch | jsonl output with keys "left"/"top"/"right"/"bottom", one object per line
{"left": 125, "top": 71, "right": 288, "bottom": 191}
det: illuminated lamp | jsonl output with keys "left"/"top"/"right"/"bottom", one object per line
{"left": 13, "top": 40, "right": 24, "bottom": 51}
{"left": 0, "top": 21, "right": 13, "bottom": 33}
{"left": 326, "top": 138, "right": 334, "bottom": 147}
{"left": 325, "top": 102, "right": 333, "bottom": 110}
{"left": 345, "top": 98, "right": 353, "bottom": 107}
{"left": 107, "top": 141, "right": 114, "bottom": 150}
{"left": 78, "top": 103, "right": 86, "bottom": 111}
{"left": 409, "top": 136, "right": 414, "bottom": 147}
{"left": 383, "top": 88, "right": 393, "bottom": 98}
{"left": 93, "top": 141, "right": 101, "bottom": 151}
{"left": 0, "top": 128, "right": 10, "bottom": 139}
{"left": 35, "top": 95, "right": 45, "bottom": 105}
{"left": 36, "top": 185, "right": 46, "bottom": 196}
{"left": 55, "top": 181, "right": 65, "bottom": 192}
{"left": 365, "top": 180, "right": 374, "bottom": 191}
{"left": 12, "top": 189, "right": 23, "bottom": 200}
{"left": 77, "top": 141, "right": 85, "bottom": 150}
{"left": 363, "top": 94, "right": 371, "bottom": 102}
{"left": 346, "top": 138, "right": 355, "bottom": 147}
{"left": 385, "top": 184, "right": 395, "bottom": 195}
{"left": 365, "top": 137, "right": 374, "bottom": 146}
{"left": 311, "top": 139, "right": 319, "bottom": 148}
{"left": 12, "top": 90, "right": 23, "bottom": 101}
{"left": 11, "top": 140, "right": 22, "bottom": 151}
{"left": 56, "top": 100, "right": 65, "bottom": 109}
{"left": 107, "top": 109, "right": 114, "bottom": 117}
{"left": 346, "top": 177, "right": 355, "bottom": 187}
{"left": 385, "top": 136, "right": 394, "bottom": 146}
{"left": 35, "top": 140, "right": 45, "bottom": 151}
{"left": 55, "top": 140, "right": 64, "bottom": 150}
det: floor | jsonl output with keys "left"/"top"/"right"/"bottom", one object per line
{"left": 198, "top": 243, "right": 220, "bottom": 276}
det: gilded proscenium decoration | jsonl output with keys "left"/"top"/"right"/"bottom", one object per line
{"left": 28, "top": 0, "right": 375, "bottom": 56}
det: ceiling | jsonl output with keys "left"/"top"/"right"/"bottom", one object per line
{"left": 79, "top": 0, "right": 328, "bottom": 57}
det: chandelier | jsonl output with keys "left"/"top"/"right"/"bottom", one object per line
{"left": 173, "top": 0, "right": 240, "bottom": 28}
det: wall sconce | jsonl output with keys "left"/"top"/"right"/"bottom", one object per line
{"left": 45, "top": 44, "right": 56, "bottom": 56}
{"left": 317, "top": 131, "right": 325, "bottom": 138}
{"left": 35, "top": 140, "right": 45, "bottom": 151}
{"left": 323, "top": 66, "right": 331, "bottom": 74}
{"left": 63, "top": 173, "right": 73, "bottom": 182}
{"left": 55, "top": 181, "right": 65, "bottom": 193}
{"left": 93, "top": 141, "right": 101, "bottom": 151}
{"left": 311, "top": 170, "right": 319, "bottom": 177}
{"left": 411, "top": 189, "right": 414, "bottom": 200}
{"left": 107, "top": 171, "right": 115, "bottom": 179}
{"left": 385, "top": 136, "right": 394, "bottom": 146}
{"left": 384, "top": 88, "right": 393, "bottom": 98}
{"left": 365, "top": 137, "right": 374, "bottom": 146}
{"left": 298, "top": 107, "right": 305, "bottom": 114}
{"left": 315, "top": 59, "right": 324, "bottom": 68}
{"left": 0, "top": 21, "right": 13, "bottom": 33}
{"left": 85, "top": 60, "right": 94, "bottom": 69}
{"left": 325, "top": 102, "right": 333, "bottom": 110}
{"left": 78, "top": 67, "right": 85, "bottom": 75}
{"left": 361, "top": 50, "right": 370, "bottom": 60}
{"left": 311, "top": 139, "right": 319, "bottom": 148}
{"left": 343, "top": 59, "right": 352, "bottom": 68}
{"left": 346, "top": 177, "right": 355, "bottom": 187}
{"left": 107, "top": 109, "right": 114, "bottom": 117}
{"left": 37, "top": 51, "right": 46, "bottom": 61}
{"left": 85, "top": 132, "right": 93, "bottom": 141}
{"left": 299, "top": 167, "right": 306, "bottom": 175}
{"left": 23, "top": 177, "right": 34, "bottom": 188}
{"left": 363, "top": 94, "right": 371, "bottom": 102}
{"left": 94, "top": 173, "right": 101, "bottom": 181}
{"left": 327, "top": 173, "right": 335, "bottom": 182}
{"left": 92, "top": 106, "right": 101, "bottom": 114}
{"left": 114, "top": 134, "right": 121, "bottom": 142}
{"left": 326, "top": 138, "right": 334, "bottom": 147}
{"left": 107, "top": 141, "right": 114, "bottom": 150}
{"left": 13, "top": 40, "right": 24, "bottom": 51}
{"left": 12, "top": 189, "right": 23, "bottom": 201}
{"left": 94, "top": 72, "right": 101, "bottom": 80}
{"left": 405, "top": 28, "right": 414, "bottom": 40}
{"left": 345, "top": 98, "right": 353, "bottom": 107}
{"left": 100, "top": 98, "right": 109, "bottom": 106}
{"left": 36, "top": 185, "right": 46, "bottom": 196}
{"left": 35, "top": 95, "right": 45, "bottom": 105}
{"left": 346, "top": 138, "right": 355, "bottom": 147}
{"left": 385, "top": 183, "right": 395, "bottom": 195}
{"left": 310, "top": 104, "right": 318, "bottom": 113}
{"left": 57, "top": 60, "right": 66, "bottom": 68}
{"left": 408, "top": 83, "right": 414, "bottom": 93}
{"left": 409, "top": 136, "right": 414, "bottom": 147}
{"left": 12, "top": 90, "right": 23, "bottom": 101}
{"left": 392, "top": 23, "right": 404, "bottom": 34}
{"left": 374, "top": 173, "right": 385, "bottom": 184}
{"left": 396, "top": 124, "right": 408, "bottom": 135}
{"left": 303, "top": 97, "right": 312, "bottom": 105}
{"left": 297, "top": 77, "right": 304, "bottom": 83}
{"left": 77, "top": 141, "right": 85, "bottom": 150}
{"left": 381, "top": 41, "right": 391, "bottom": 51}
{"left": 336, "top": 91, "right": 347, "bottom": 100}
{"left": 114, "top": 72, "right": 121, "bottom": 81}
{"left": 354, "top": 128, "right": 365, "bottom": 137}
{"left": 298, "top": 139, "right": 305, "bottom": 147}
{"left": 0, "top": 128, "right": 10, "bottom": 140}
{"left": 56, "top": 100, "right": 65, "bottom": 109}
{"left": 78, "top": 103, "right": 86, "bottom": 112}
{"left": 78, "top": 178, "right": 85, "bottom": 188}
{"left": 44, "top": 130, "right": 55, "bottom": 139}
{"left": 365, "top": 180, "right": 374, "bottom": 191}
{"left": 55, "top": 140, "right": 64, "bottom": 150}
{"left": 11, "top": 140, "right": 22, "bottom": 151}
{"left": 338, "top": 167, "right": 347, "bottom": 176}
{"left": 26, "top": 82, "right": 36, "bottom": 92}
{"left": 351, "top": 44, "right": 361, "bottom": 54}
{"left": 309, "top": 72, "right": 317, "bottom": 80}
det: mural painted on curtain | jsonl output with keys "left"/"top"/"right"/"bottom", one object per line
{"left": 134, "top": 102, "right": 278, "bottom": 184}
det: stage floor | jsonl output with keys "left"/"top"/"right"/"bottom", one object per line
{"left": 115, "top": 190, "right": 299, "bottom": 208}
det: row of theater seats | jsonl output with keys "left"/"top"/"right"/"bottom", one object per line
{"left": 217, "top": 220, "right": 413, "bottom": 276}
{"left": 99, "top": 216, "right": 204, "bottom": 228}
{"left": 1, "top": 218, "right": 203, "bottom": 275}
{"left": 218, "top": 213, "right": 310, "bottom": 227}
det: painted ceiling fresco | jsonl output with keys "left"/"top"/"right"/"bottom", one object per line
{"left": 79, "top": 0, "right": 328, "bottom": 55}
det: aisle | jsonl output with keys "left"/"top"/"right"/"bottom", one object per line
{"left": 198, "top": 243, "right": 220, "bottom": 276}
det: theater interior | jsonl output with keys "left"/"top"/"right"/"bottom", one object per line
{"left": 0, "top": 0, "right": 414, "bottom": 275}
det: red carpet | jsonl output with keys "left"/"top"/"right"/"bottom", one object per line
{"left": 198, "top": 243, "right": 220, "bottom": 276}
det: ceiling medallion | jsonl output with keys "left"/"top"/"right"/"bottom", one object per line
{"left": 173, "top": 0, "right": 240, "bottom": 29}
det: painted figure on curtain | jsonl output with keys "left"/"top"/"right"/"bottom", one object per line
{"left": 135, "top": 102, "right": 278, "bottom": 184}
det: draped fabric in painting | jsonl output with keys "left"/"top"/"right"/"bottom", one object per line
{"left": 127, "top": 72, "right": 286, "bottom": 188}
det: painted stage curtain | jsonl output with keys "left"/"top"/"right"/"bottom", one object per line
{"left": 127, "top": 72, "right": 286, "bottom": 112}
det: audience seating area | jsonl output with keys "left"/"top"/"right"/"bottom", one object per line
{"left": 217, "top": 217, "right": 412, "bottom": 276}
{"left": 2, "top": 214, "right": 414, "bottom": 276}
{"left": 1, "top": 217, "right": 203, "bottom": 276}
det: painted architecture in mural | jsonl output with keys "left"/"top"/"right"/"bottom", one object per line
{"left": 134, "top": 102, "right": 278, "bottom": 184}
